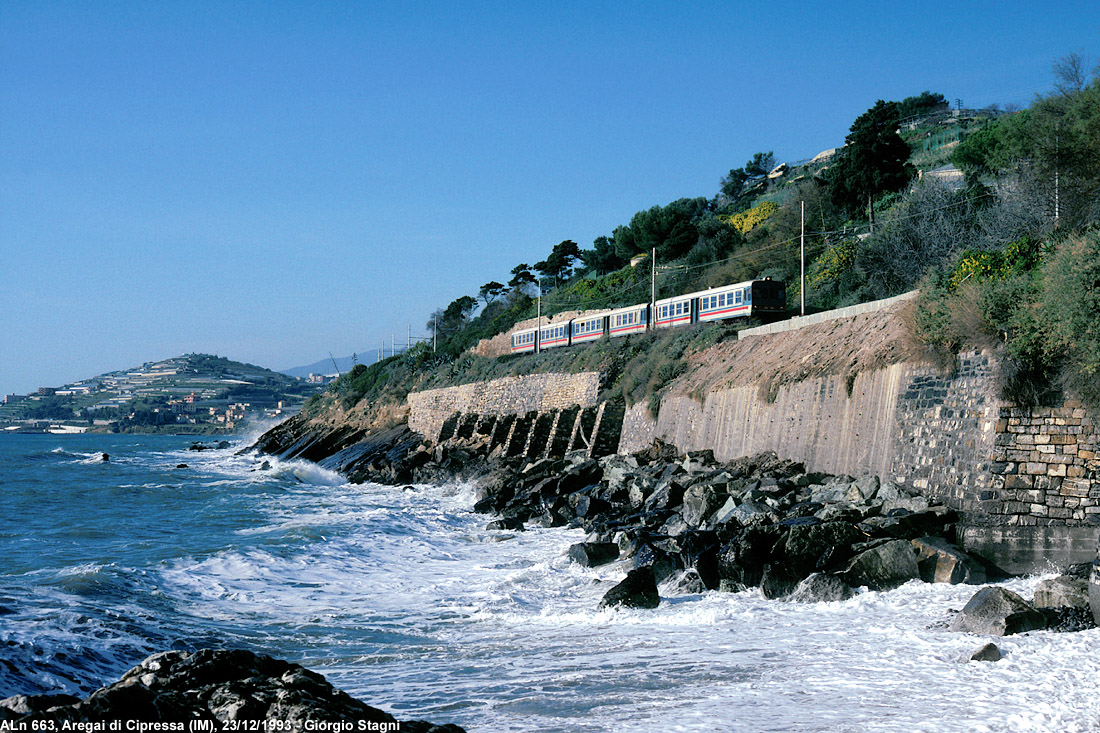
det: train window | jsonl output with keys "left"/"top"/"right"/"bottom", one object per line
{"left": 734, "top": 290, "right": 742, "bottom": 305}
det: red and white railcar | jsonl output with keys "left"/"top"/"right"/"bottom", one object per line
{"left": 605, "top": 304, "right": 648, "bottom": 338}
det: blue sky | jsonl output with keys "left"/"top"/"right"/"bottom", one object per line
{"left": 2, "top": 1, "right": 1098, "bottom": 394}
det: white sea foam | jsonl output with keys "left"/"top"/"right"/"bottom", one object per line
{"left": 147, "top": 472, "right": 1100, "bottom": 732}
{"left": 12, "top": 436, "right": 1097, "bottom": 731}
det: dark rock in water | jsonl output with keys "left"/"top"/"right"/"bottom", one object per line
{"left": 486, "top": 517, "right": 525, "bottom": 531}
{"left": 100, "top": 453, "right": 109, "bottom": 462}
{"left": 568, "top": 542, "right": 620, "bottom": 568}
{"left": 632, "top": 544, "right": 678, "bottom": 584}
{"left": 911, "top": 536, "right": 986, "bottom": 585}
{"left": 760, "top": 564, "right": 800, "bottom": 600}
{"left": 670, "top": 569, "right": 708, "bottom": 594}
{"left": 783, "top": 521, "right": 861, "bottom": 577}
{"left": 967, "top": 642, "right": 1002, "bottom": 662}
{"left": 1061, "top": 562, "right": 1093, "bottom": 580}
{"left": 0, "top": 694, "right": 81, "bottom": 716}
{"left": 600, "top": 567, "right": 660, "bottom": 609}
{"left": 175, "top": 464, "right": 188, "bottom": 469}
{"left": 1041, "top": 605, "right": 1097, "bottom": 633}
{"left": 842, "top": 539, "right": 920, "bottom": 590}
{"left": 950, "top": 587, "right": 1048, "bottom": 636}
{"left": 787, "top": 573, "right": 855, "bottom": 603}
{"left": 217, "top": 441, "right": 231, "bottom": 449}
{"left": 717, "top": 525, "right": 786, "bottom": 589}
{"left": 0, "top": 649, "right": 466, "bottom": 731}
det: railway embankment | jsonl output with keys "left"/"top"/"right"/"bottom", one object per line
{"left": 252, "top": 291, "right": 1100, "bottom": 575}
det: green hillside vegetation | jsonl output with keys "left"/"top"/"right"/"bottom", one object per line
{"left": 309, "top": 54, "right": 1100, "bottom": 422}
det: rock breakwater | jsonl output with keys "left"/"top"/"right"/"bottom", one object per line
{"left": 253, "top": 423, "right": 1099, "bottom": 630}
{"left": 0, "top": 649, "right": 465, "bottom": 731}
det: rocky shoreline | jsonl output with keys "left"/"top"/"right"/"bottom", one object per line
{"left": 0, "top": 649, "right": 465, "bottom": 731}
{"left": 253, "top": 423, "right": 1098, "bottom": 640}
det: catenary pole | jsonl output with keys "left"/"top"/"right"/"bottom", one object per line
{"left": 800, "top": 200, "right": 806, "bottom": 317}
{"left": 650, "top": 247, "right": 656, "bottom": 330}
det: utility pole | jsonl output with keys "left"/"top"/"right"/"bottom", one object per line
{"left": 800, "top": 200, "right": 806, "bottom": 317}
{"left": 408, "top": 324, "right": 411, "bottom": 353}
{"left": 535, "top": 280, "right": 542, "bottom": 354}
{"left": 649, "top": 247, "right": 656, "bottom": 330}
{"left": 391, "top": 334, "right": 395, "bottom": 358}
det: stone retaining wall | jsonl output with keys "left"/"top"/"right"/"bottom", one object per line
{"left": 989, "top": 403, "right": 1100, "bottom": 525}
{"left": 407, "top": 372, "right": 600, "bottom": 441}
{"left": 617, "top": 348, "right": 1099, "bottom": 572}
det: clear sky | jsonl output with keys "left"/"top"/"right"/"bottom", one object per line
{"left": 2, "top": 1, "right": 1098, "bottom": 395}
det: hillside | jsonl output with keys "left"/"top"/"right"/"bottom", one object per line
{"left": 0, "top": 353, "right": 321, "bottom": 433}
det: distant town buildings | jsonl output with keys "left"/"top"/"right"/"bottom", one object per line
{"left": 1, "top": 354, "right": 317, "bottom": 432}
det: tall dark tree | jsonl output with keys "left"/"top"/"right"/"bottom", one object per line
{"left": 426, "top": 295, "right": 477, "bottom": 338}
{"left": 719, "top": 151, "right": 775, "bottom": 203}
{"left": 534, "top": 239, "right": 581, "bottom": 286}
{"left": 580, "top": 235, "right": 626, "bottom": 275}
{"left": 478, "top": 281, "right": 505, "bottom": 305}
{"left": 744, "top": 151, "right": 776, "bottom": 179}
{"left": 828, "top": 100, "right": 915, "bottom": 225}
{"left": 896, "top": 91, "right": 949, "bottom": 120}
{"left": 508, "top": 263, "right": 536, "bottom": 292}
{"left": 719, "top": 167, "right": 749, "bottom": 200}
{"left": 614, "top": 198, "right": 708, "bottom": 261}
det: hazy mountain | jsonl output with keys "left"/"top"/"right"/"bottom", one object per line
{"left": 280, "top": 351, "right": 379, "bottom": 379}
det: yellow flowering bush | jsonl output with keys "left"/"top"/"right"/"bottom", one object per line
{"left": 807, "top": 239, "right": 856, "bottom": 288}
{"left": 721, "top": 201, "right": 779, "bottom": 234}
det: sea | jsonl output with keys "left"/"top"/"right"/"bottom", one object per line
{"left": 2, "top": 432, "right": 1099, "bottom": 732}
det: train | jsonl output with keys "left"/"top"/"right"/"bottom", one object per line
{"left": 510, "top": 277, "right": 787, "bottom": 354}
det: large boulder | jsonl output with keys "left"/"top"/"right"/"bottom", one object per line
{"left": 787, "top": 573, "right": 855, "bottom": 603}
{"left": 759, "top": 564, "right": 800, "bottom": 600}
{"left": 681, "top": 484, "right": 727, "bottom": 527}
{"left": 730, "top": 500, "right": 774, "bottom": 527}
{"left": 600, "top": 567, "right": 660, "bottom": 609}
{"left": 911, "top": 536, "right": 986, "bottom": 585}
{"left": 568, "top": 542, "right": 620, "bottom": 568}
{"left": 1033, "top": 575, "right": 1090, "bottom": 609}
{"left": 632, "top": 543, "right": 679, "bottom": 584}
{"left": 717, "top": 525, "right": 787, "bottom": 590}
{"left": 949, "top": 587, "right": 1048, "bottom": 636}
{"left": 0, "top": 650, "right": 465, "bottom": 731}
{"left": 783, "top": 521, "right": 861, "bottom": 577}
{"left": 842, "top": 540, "right": 920, "bottom": 590}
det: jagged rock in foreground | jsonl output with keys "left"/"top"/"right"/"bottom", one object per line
{"left": 0, "top": 649, "right": 465, "bottom": 732}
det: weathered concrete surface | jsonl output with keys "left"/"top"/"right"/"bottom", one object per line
{"left": 636, "top": 364, "right": 907, "bottom": 479}
{"left": 958, "top": 526, "right": 1099, "bottom": 575}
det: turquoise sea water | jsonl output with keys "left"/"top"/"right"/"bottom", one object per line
{"left": 2, "top": 432, "right": 1099, "bottom": 732}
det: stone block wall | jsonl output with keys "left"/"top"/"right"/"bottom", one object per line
{"left": 988, "top": 403, "right": 1100, "bottom": 526}
{"left": 407, "top": 372, "right": 600, "bottom": 441}
{"left": 892, "top": 351, "right": 1002, "bottom": 519}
